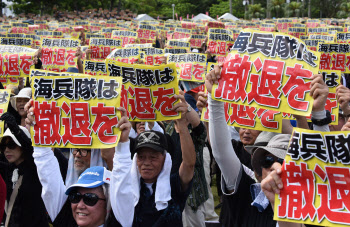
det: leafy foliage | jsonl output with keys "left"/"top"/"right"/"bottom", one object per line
{"left": 5, "top": 0, "right": 350, "bottom": 19}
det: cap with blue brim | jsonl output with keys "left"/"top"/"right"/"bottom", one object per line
{"left": 65, "top": 166, "right": 111, "bottom": 195}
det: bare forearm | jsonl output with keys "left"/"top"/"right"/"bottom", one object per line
{"left": 186, "top": 109, "right": 200, "bottom": 128}
{"left": 178, "top": 123, "right": 195, "bottom": 190}
{"left": 77, "top": 59, "right": 83, "bottom": 74}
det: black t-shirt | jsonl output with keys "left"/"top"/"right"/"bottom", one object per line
{"left": 133, "top": 172, "right": 192, "bottom": 227}
{"left": 220, "top": 165, "right": 276, "bottom": 227}
{"left": 231, "top": 139, "right": 253, "bottom": 170}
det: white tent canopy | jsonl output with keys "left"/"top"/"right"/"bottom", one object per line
{"left": 134, "top": 14, "right": 155, "bottom": 21}
{"left": 219, "top": 13, "right": 239, "bottom": 21}
{"left": 192, "top": 13, "right": 216, "bottom": 21}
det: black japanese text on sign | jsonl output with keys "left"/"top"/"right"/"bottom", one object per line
{"left": 106, "top": 60, "right": 181, "bottom": 122}
{"left": 30, "top": 69, "right": 123, "bottom": 148}
{"left": 212, "top": 29, "right": 320, "bottom": 116}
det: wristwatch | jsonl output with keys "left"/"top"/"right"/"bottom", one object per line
{"left": 311, "top": 110, "right": 332, "bottom": 126}
{"left": 187, "top": 105, "right": 192, "bottom": 113}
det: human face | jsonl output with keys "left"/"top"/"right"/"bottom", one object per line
{"left": 137, "top": 148, "right": 165, "bottom": 183}
{"left": 160, "top": 56, "right": 167, "bottom": 64}
{"left": 71, "top": 187, "right": 106, "bottom": 227}
{"left": 2, "top": 138, "right": 24, "bottom": 166}
{"left": 73, "top": 149, "right": 91, "bottom": 174}
{"left": 239, "top": 128, "right": 261, "bottom": 145}
{"left": 16, "top": 97, "right": 30, "bottom": 117}
{"left": 136, "top": 122, "right": 146, "bottom": 134}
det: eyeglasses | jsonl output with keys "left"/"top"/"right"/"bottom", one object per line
{"left": 260, "top": 156, "right": 284, "bottom": 169}
{"left": 71, "top": 149, "right": 91, "bottom": 157}
{"left": 68, "top": 192, "right": 106, "bottom": 206}
{"left": 0, "top": 140, "right": 18, "bottom": 153}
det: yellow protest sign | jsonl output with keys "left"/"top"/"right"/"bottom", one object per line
{"left": 304, "top": 39, "right": 324, "bottom": 51}
{"left": 212, "top": 29, "right": 320, "bottom": 116}
{"left": 30, "top": 69, "right": 122, "bottom": 148}
{"left": 287, "top": 27, "right": 307, "bottom": 39}
{"left": 89, "top": 38, "right": 122, "bottom": 60}
{"left": 307, "top": 27, "right": 328, "bottom": 35}
{"left": 190, "top": 34, "right": 206, "bottom": 48}
{"left": 106, "top": 60, "right": 180, "bottom": 121}
{"left": 40, "top": 38, "right": 80, "bottom": 72}
{"left": 207, "top": 29, "right": 234, "bottom": 55}
{"left": 318, "top": 43, "right": 350, "bottom": 73}
{"left": 141, "top": 48, "right": 165, "bottom": 65}
{"left": 166, "top": 39, "right": 191, "bottom": 51}
{"left": 111, "top": 30, "right": 137, "bottom": 47}
{"left": 106, "top": 47, "right": 140, "bottom": 64}
{"left": 83, "top": 60, "right": 107, "bottom": 76}
{"left": 137, "top": 24, "right": 156, "bottom": 44}
{"left": 274, "top": 128, "right": 350, "bottom": 227}
{"left": 336, "top": 32, "right": 350, "bottom": 43}
{"left": 173, "top": 28, "right": 192, "bottom": 39}
{"left": 167, "top": 53, "right": 207, "bottom": 82}
{"left": 0, "top": 37, "right": 32, "bottom": 47}
{"left": 202, "top": 63, "right": 283, "bottom": 133}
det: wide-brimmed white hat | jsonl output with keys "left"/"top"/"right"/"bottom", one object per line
{"left": 11, "top": 88, "right": 31, "bottom": 111}
{"left": 1, "top": 126, "right": 31, "bottom": 147}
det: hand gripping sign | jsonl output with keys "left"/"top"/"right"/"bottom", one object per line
{"left": 202, "top": 63, "right": 283, "bottom": 133}
{"left": 275, "top": 128, "right": 350, "bottom": 227}
{"left": 212, "top": 29, "right": 320, "bottom": 116}
{"left": 106, "top": 60, "right": 181, "bottom": 122}
{"left": 30, "top": 69, "right": 123, "bottom": 148}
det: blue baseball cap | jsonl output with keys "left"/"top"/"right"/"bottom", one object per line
{"left": 65, "top": 166, "right": 112, "bottom": 195}
{"left": 67, "top": 67, "right": 79, "bottom": 73}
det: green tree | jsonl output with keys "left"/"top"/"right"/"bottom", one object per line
{"left": 209, "top": 0, "right": 244, "bottom": 19}
{"left": 268, "top": 0, "right": 284, "bottom": 18}
{"left": 247, "top": 3, "right": 265, "bottom": 19}
{"left": 286, "top": 1, "right": 301, "bottom": 17}
{"left": 337, "top": 0, "right": 350, "bottom": 18}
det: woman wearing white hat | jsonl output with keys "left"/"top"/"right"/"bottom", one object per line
{"left": 0, "top": 112, "right": 50, "bottom": 227}
{"left": 10, "top": 87, "right": 31, "bottom": 127}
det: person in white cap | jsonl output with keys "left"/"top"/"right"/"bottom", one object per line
{"left": 0, "top": 112, "right": 50, "bottom": 227}
{"left": 11, "top": 87, "right": 31, "bottom": 126}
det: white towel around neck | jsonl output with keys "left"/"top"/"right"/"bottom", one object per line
{"left": 131, "top": 152, "right": 172, "bottom": 211}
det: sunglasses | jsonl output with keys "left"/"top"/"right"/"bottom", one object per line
{"left": 260, "top": 156, "right": 284, "bottom": 169}
{"left": 0, "top": 140, "right": 18, "bottom": 153}
{"left": 68, "top": 192, "right": 106, "bottom": 206}
{"left": 71, "top": 149, "right": 91, "bottom": 157}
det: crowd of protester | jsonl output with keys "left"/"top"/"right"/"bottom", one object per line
{"left": 0, "top": 13, "right": 349, "bottom": 227}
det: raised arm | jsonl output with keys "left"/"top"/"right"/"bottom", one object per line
{"left": 310, "top": 74, "right": 330, "bottom": 132}
{"left": 206, "top": 65, "right": 242, "bottom": 194}
{"left": 172, "top": 91, "right": 196, "bottom": 192}
{"left": 110, "top": 107, "right": 135, "bottom": 227}
{"left": 25, "top": 100, "right": 67, "bottom": 221}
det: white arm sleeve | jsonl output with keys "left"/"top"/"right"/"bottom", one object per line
{"left": 110, "top": 141, "right": 134, "bottom": 227}
{"left": 208, "top": 96, "right": 242, "bottom": 193}
{"left": 312, "top": 110, "right": 330, "bottom": 132}
{"left": 33, "top": 146, "right": 67, "bottom": 222}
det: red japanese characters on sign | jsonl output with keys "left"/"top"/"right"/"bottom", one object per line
{"left": 275, "top": 129, "right": 350, "bottom": 227}
{"left": 31, "top": 70, "right": 123, "bottom": 148}
{"left": 212, "top": 29, "right": 320, "bottom": 116}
